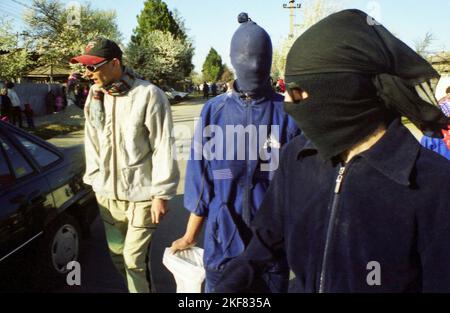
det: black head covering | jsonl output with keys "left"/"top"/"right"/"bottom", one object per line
{"left": 285, "top": 9, "right": 448, "bottom": 139}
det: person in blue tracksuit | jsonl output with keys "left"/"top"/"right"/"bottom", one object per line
{"left": 421, "top": 134, "right": 450, "bottom": 161}
{"left": 420, "top": 95, "right": 450, "bottom": 161}
{"left": 171, "top": 13, "right": 300, "bottom": 293}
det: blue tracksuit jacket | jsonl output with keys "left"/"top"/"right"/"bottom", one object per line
{"left": 184, "top": 90, "right": 300, "bottom": 271}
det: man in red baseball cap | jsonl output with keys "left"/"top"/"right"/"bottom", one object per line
{"left": 71, "top": 37, "right": 124, "bottom": 88}
{"left": 73, "top": 37, "right": 180, "bottom": 293}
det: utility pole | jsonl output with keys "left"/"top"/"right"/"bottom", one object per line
{"left": 283, "top": 0, "right": 302, "bottom": 39}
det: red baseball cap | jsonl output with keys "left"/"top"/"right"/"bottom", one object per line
{"left": 70, "top": 37, "right": 123, "bottom": 65}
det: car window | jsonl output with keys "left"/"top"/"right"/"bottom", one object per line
{"left": 13, "top": 134, "right": 60, "bottom": 167}
{"left": 0, "top": 136, "right": 34, "bottom": 179}
{"left": 0, "top": 148, "right": 14, "bottom": 189}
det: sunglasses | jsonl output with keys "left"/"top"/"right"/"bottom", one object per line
{"left": 84, "top": 59, "right": 112, "bottom": 72}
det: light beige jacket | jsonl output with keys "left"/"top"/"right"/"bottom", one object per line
{"left": 83, "top": 79, "right": 179, "bottom": 201}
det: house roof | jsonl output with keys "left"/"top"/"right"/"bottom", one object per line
{"left": 26, "top": 64, "right": 72, "bottom": 78}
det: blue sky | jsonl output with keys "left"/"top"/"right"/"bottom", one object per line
{"left": 1, "top": 0, "right": 450, "bottom": 72}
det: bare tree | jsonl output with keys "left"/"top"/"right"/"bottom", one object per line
{"left": 272, "top": 0, "right": 342, "bottom": 79}
{"left": 297, "top": 0, "right": 342, "bottom": 35}
{"left": 414, "top": 31, "right": 435, "bottom": 59}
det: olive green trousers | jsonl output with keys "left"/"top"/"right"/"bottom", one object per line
{"left": 96, "top": 195, "right": 156, "bottom": 293}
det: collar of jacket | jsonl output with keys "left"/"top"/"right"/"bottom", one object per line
{"left": 230, "top": 82, "right": 274, "bottom": 105}
{"left": 296, "top": 118, "right": 420, "bottom": 186}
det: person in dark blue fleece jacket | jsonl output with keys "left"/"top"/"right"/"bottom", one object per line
{"left": 215, "top": 9, "right": 450, "bottom": 293}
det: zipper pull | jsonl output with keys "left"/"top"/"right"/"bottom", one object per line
{"left": 334, "top": 166, "right": 346, "bottom": 194}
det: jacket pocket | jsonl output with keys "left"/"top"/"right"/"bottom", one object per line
{"left": 130, "top": 201, "right": 155, "bottom": 228}
{"left": 122, "top": 163, "right": 152, "bottom": 190}
{"left": 209, "top": 204, "right": 246, "bottom": 267}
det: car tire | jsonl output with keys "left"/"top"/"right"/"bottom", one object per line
{"left": 35, "top": 213, "right": 82, "bottom": 290}
{"left": 175, "top": 96, "right": 181, "bottom": 102}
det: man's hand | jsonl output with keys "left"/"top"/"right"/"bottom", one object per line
{"left": 170, "top": 213, "right": 204, "bottom": 253}
{"left": 151, "top": 198, "right": 168, "bottom": 224}
{"left": 170, "top": 237, "right": 196, "bottom": 253}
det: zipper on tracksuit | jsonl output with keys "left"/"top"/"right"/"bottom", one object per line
{"left": 318, "top": 164, "right": 348, "bottom": 293}
{"left": 112, "top": 97, "right": 119, "bottom": 200}
{"left": 243, "top": 96, "right": 253, "bottom": 227}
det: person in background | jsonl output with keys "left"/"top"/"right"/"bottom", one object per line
{"left": 420, "top": 89, "right": 450, "bottom": 160}
{"left": 7, "top": 82, "right": 23, "bottom": 127}
{"left": 0, "top": 86, "right": 12, "bottom": 122}
{"left": 24, "top": 103, "right": 35, "bottom": 130}
{"left": 211, "top": 82, "right": 218, "bottom": 97}
{"left": 438, "top": 86, "right": 450, "bottom": 116}
{"left": 61, "top": 85, "right": 68, "bottom": 109}
{"left": 46, "top": 89, "right": 56, "bottom": 114}
{"left": 82, "top": 85, "right": 89, "bottom": 103}
{"left": 202, "top": 81, "right": 210, "bottom": 99}
{"left": 276, "top": 78, "right": 286, "bottom": 93}
{"left": 55, "top": 95, "right": 64, "bottom": 112}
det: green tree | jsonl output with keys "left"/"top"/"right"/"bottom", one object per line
{"left": 0, "top": 18, "right": 34, "bottom": 81}
{"left": 131, "top": 0, "right": 185, "bottom": 44}
{"left": 126, "top": 30, "right": 193, "bottom": 84}
{"left": 202, "top": 48, "right": 223, "bottom": 82}
{"left": 24, "top": 0, "right": 122, "bottom": 68}
{"left": 128, "top": 0, "right": 193, "bottom": 81}
{"left": 271, "top": 36, "right": 295, "bottom": 80}
{"left": 190, "top": 71, "right": 203, "bottom": 86}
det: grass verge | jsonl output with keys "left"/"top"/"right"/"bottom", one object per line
{"left": 29, "top": 124, "right": 84, "bottom": 140}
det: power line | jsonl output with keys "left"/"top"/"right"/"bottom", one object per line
{"left": 0, "top": 5, "right": 25, "bottom": 21}
{"left": 10, "top": 0, "right": 63, "bottom": 30}
{"left": 2, "top": 0, "right": 25, "bottom": 15}
{"left": 0, "top": 10, "right": 23, "bottom": 22}
{"left": 10, "top": 0, "right": 32, "bottom": 9}
{"left": 0, "top": 0, "right": 26, "bottom": 20}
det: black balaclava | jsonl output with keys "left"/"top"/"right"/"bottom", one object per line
{"left": 283, "top": 9, "right": 449, "bottom": 160}
{"left": 284, "top": 73, "right": 396, "bottom": 160}
{"left": 230, "top": 13, "right": 273, "bottom": 98}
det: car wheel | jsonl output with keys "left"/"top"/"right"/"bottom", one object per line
{"left": 175, "top": 96, "right": 181, "bottom": 102}
{"left": 36, "top": 213, "right": 81, "bottom": 289}
{"left": 50, "top": 219, "right": 80, "bottom": 274}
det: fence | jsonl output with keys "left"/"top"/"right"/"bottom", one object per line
{"left": 14, "top": 83, "right": 65, "bottom": 117}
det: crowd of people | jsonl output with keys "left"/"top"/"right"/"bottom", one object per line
{"left": 0, "top": 82, "right": 35, "bottom": 129}
{"left": 199, "top": 78, "right": 287, "bottom": 100}
{"left": 2, "top": 7, "right": 448, "bottom": 294}
{"left": 0, "top": 76, "right": 91, "bottom": 130}
{"left": 199, "top": 81, "right": 230, "bottom": 99}
{"left": 69, "top": 9, "right": 450, "bottom": 294}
